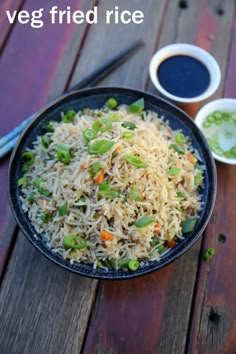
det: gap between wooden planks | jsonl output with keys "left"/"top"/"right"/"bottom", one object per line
{"left": 81, "top": 0, "right": 236, "bottom": 353}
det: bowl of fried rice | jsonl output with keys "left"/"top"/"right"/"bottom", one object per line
{"left": 9, "top": 87, "right": 216, "bottom": 279}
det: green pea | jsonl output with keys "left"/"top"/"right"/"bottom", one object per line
{"left": 106, "top": 97, "right": 118, "bottom": 109}
{"left": 203, "top": 121, "right": 211, "bottom": 128}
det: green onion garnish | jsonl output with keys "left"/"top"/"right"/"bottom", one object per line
{"left": 203, "top": 248, "right": 215, "bottom": 261}
{"left": 168, "top": 166, "right": 180, "bottom": 176}
{"left": 128, "top": 259, "right": 140, "bottom": 271}
{"left": 21, "top": 151, "right": 34, "bottom": 165}
{"left": 130, "top": 186, "right": 142, "bottom": 202}
{"left": 63, "top": 234, "right": 87, "bottom": 249}
{"left": 122, "top": 131, "right": 133, "bottom": 139}
{"left": 169, "top": 143, "right": 185, "bottom": 154}
{"left": 92, "top": 119, "right": 112, "bottom": 133}
{"left": 134, "top": 216, "right": 155, "bottom": 228}
{"left": 175, "top": 133, "right": 186, "bottom": 145}
{"left": 27, "top": 192, "right": 36, "bottom": 203}
{"left": 123, "top": 154, "right": 148, "bottom": 168}
{"left": 82, "top": 129, "right": 96, "bottom": 141}
{"left": 58, "top": 203, "right": 68, "bottom": 217}
{"left": 176, "top": 192, "right": 186, "bottom": 199}
{"left": 56, "top": 144, "right": 71, "bottom": 164}
{"left": 89, "top": 162, "right": 101, "bottom": 177}
{"left": 43, "top": 121, "right": 55, "bottom": 132}
{"left": 108, "top": 112, "right": 120, "bottom": 122}
{"left": 62, "top": 110, "right": 76, "bottom": 123}
{"left": 41, "top": 135, "right": 51, "bottom": 149}
{"left": 106, "top": 97, "right": 118, "bottom": 109}
{"left": 128, "top": 98, "right": 144, "bottom": 114}
{"left": 17, "top": 176, "right": 28, "bottom": 187}
{"left": 121, "top": 121, "right": 137, "bottom": 130}
{"left": 182, "top": 218, "right": 197, "bottom": 233}
{"left": 40, "top": 213, "right": 53, "bottom": 223}
{"left": 88, "top": 140, "right": 115, "bottom": 155}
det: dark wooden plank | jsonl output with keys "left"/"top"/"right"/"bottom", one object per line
{"left": 0, "top": 0, "right": 24, "bottom": 51}
{"left": 0, "top": 0, "right": 94, "bottom": 276}
{"left": 0, "top": 235, "right": 97, "bottom": 354}
{"left": 188, "top": 7, "right": 236, "bottom": 354}
{"left": 0, "top": 1, "right": 101, "bottom": 353}
{"left": 82, "top": 1, "right": 235, "bottom": 353}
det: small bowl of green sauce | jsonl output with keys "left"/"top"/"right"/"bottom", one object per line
{"left": 195, "top": 98, "right": 236, "bottom": 164}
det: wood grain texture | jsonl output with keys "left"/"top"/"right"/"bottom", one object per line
{"left": 0, "top": 0, "right": 95, "bottom": 277}
{"left": 188, "top": 3, "right": 236, "bottom": 353}
{"left": 83, "top": 1, "right": 236, "bottom": 353}
{"left": 0, "top": 0, "right": 24, "bottom": 52}
{"left": 0, "top": 234, "right": 97, "bottom": 354}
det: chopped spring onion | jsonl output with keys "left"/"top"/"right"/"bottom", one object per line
{"left": 158, "top": 244, "right": 165, "bottom": 254}
{"left": 43, "top": 121, "right": 55, "bottom": 132}
{"left": 41, "top": 135, "right": 51, "bottom": 149}
{"left": 56, "top": 144, "right": 72, "bottom": 164}
{"left": 63, "top": 234, "right": 87, "bottom": 249}
{"left": 62, "top": 110, "right": 76, "bottom": 123}
{"left": 38, "top": 188, "right": 50, "bottom": 197}
{"left": 89, "top": 162, "right": 101, "bottom": 177}
{"left": 182, "top": 218, "right": 197, "bottom": 233}
{"left": 128, "top": 259, "right": 140, "bottom": 271}
{"left": 121, "top": 121, "right": 137, "bottom": 130}
{"left": 122, "top": 131, "right": 133, "bottom": 139}
{"left": 33, "top": 178, "right": 44, "bottom": 188}
{"left": 130, "top": 186, "right": 142, "bottom": 202}
{"left": 92, "top": 119, "right": 112, "bottom": 133}
{"left": 203, "top": 247, "right": 215, "bottom": 261}
{"left": 128, "top": 98, "right": 144, "bottom": 114}
{"left": 40, "top": 213, "right": 53, "bottom": 223}
{"left": 22, "top": 151, "right": 34, "bottom": 165}
{"left": 117, "top": 259, "right": 130, "bottom": 269}
{"left": 230, "top": 146, "right": 236, "bottom": 158}
{"left": 106, "top": 97, "right": 118, "bottom": 109}
{"left": 108, "top": 112, "right": 120, "bottom": 122}
{"left": 88, "top": 140, "right": 115, "bottom": 155}
{"left": 150, "top": 235, "right": 158, "bottom": 247}
{"left": 82, "top": 129, "right": 96, "bottom": 141}
{"left": 98, "top": 189, "right": 120, "bottom": 199}
{"left": 135, "top": 216, "right": 155, "bottom": 228}
{"left": 169, "top": 143, "right": 185, "bottom": 154}
{"left": 27, "top": 192, "right": 36, "bottom": 203}
{"left": 168, "top": 166, "right": 180, "bottom": 176}
{"left": 176, "top": 192, "right": 186, "bottom": 199}
{"left": 123, "top": 154, "right": 148, "bottom": 168}
{"left": 175, "top": 133, "right": 186, "bottom": 145}
{"left": 58, "top": 203, "right": 68, "bottom": 217}
{"left": 17, "top": 176, "right": 28, "bottom": 187}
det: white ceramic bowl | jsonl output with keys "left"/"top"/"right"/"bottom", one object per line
{"left": 149, "top": 43, "right": 221, "bottom": 103}
{"left": 195, "top": 98, "right": 236, "bottom": 164}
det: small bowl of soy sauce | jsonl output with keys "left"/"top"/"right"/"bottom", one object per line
{"left": 149, "top": 43, "right": 221, "bottom": 104}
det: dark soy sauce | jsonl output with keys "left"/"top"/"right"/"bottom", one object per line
{"left": 157, "top": 55, "right": 210, "bottom": 98}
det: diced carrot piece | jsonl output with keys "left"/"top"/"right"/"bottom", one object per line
{"left": 142, "top": 193, "right": 146, "bottom": 200}
{"left": 154, "top": 222, "right": 161, "bottom": 234}
{"left": 188, "top": 153, "right": 196, "bottom": 165}
{"left": 100, "top": 230, "right": 113, "bottom": 241}
{"left": 94, "top": 171, "right": 105, "bottom": 184}
{"left": 115, "top": 145, "right": 121, "bottom": 153}
{"left": 80, "top": 164, "right": 85, "bottom": 170}
{"left": 167, "top": 239, "right": 176, "bottom": 248}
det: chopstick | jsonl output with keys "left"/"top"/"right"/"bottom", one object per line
{"left": 0, "top": 40, "right": 144, "bottom": 158}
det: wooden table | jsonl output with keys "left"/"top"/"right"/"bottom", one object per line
{"left": 0, "top": 1, "right": 236, "bottom": 353}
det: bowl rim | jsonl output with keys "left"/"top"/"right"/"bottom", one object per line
{"left": 8, "top": 86, "right": 217, "bottom": 279}
{"left": 195, "top": 98, "right": 236, "bottom": 165}
{"left": 149, "top": 43, "right": 221, "bottom": 103}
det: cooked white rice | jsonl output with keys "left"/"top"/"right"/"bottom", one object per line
{"left": 19, "top": 102, "right": 202, "bottom": 270}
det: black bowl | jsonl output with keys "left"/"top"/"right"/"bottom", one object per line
{"left": 9, "top": 87, "right": 216, "bottom": 280}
